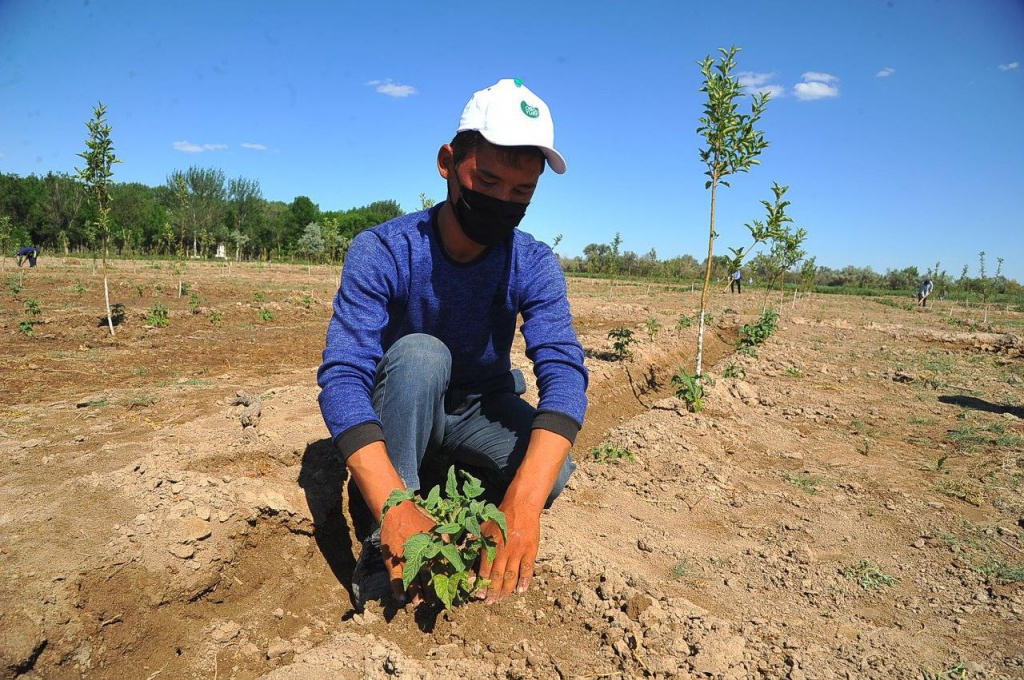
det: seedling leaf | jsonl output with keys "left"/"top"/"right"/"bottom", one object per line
{"left": 401, "top": 532, "right": 434, "bottom": 591}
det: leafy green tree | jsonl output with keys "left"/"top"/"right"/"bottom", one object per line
{"left": 297, "top": 222, "right": 325, "bottom": 263}
{"left": 695, "top": 46, "right": 770, "bottom": 376}
{"left": 727, "top": 182, "right": 791, "bottom": 282}
{"left": 75, "top": 102, "right": 121, "bottom": 336}
{"left": 0, "top": 215, "right": 13, "bottom": 272}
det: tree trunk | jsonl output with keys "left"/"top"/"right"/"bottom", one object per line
{"left": 696, "top": 179, "right": 718, "bottom": 377}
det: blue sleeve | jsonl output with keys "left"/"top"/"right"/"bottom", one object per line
{"left": 317, "top": 231, "right": 398, "bottom": 457}
{"left": 519, "top": 244, "right": 588, "bottom": 440}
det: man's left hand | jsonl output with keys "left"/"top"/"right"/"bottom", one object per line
{"left": 477, "top": 498, "right": 541, "bottom": 604}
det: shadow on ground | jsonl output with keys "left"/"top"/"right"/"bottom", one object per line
{"left": 938, "top": 394, "right": 1024, "bottom": 419}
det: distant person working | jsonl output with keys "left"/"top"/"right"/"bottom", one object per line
{"left": 730, "top": 269, "right": 742, "bottom": 294}
{"left": 17, "top": 246, "right": 39, "bottom": 267}
{"left": 918, "top": 278, "right": 934, "bottom": 307}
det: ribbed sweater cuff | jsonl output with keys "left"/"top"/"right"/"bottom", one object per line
{"left": 335, "top": 422, "right": 385, "bottom": 460}
{"left": 532, "top": 410, "right": 580, "bottom": 445}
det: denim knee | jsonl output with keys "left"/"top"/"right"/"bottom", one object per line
{"left": 380, "top": 334, "right": 451, "bottom": 386}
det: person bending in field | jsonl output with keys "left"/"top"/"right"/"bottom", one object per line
{"left": 730, "top": 268, "right": 742, "bottom": 294}
{"left": 317, "top": 79, "right": 588, "bottom": 611}
{"left": 17, "top": 246, "right": 39, "bottom": 267}
{"left": 918, "top": 277, "right": 934, "bottom": 307}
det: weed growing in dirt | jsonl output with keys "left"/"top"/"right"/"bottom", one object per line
{"left": 783, "top": 472, "right": 819, "bottom": 495}
{"left": 937, "top": 477, "right": 984, "bottom": 506}
{"left": 949, "top": 424, "right": 1022, "bottom": 452}
{"left": 8, "top": 277, "right": 23, "bottom": 295}
{"left": 135, "top": 284, "right": 144, "bottom": 298}
{"left": 607, "top": 327, "right": 635, "bottom": 361}
{"left": 188, "top": 290, "right": 201, "bottom": 314}
{"left": 146, "top": 303, "right": 170, "bottom": 327}
{"left": 259, "top": 308, "right": 274, "bottom": 322}
{"left": 670, "top": 557, "right": 697, "bottom": 582}
{"left": 785, "top": 366, "right": 803, "bottom": 377}
{"left": 643, "top": 315, "right": 662, "bottom": 342}
{"left": 301, "top": 294, "right": 314, "bottom": 309}
{"left": 737, "top": 308, "right": 779, "bottom": 351}
{"left": 920, "top": 662, "right": 968, "bottom": 680}
{"left": 382, "top": 466, "right": 506, "bottom": 610}
{"left": 208, "top": 309, "right": 224, "bottom": 324}
{"left": 253, "top": 291, "right": 266, "bottom": 304}
{"left": 74, "top": 283, "right": 86, "bottom": 295}
{"left": 737, "top": 345, "right": 758, "bottom": 358}
{"left": 722, "top": 362, "right": 745, "bottom": 379}
{"left": 18, "top": 320, "right": 34, "bottom": 336}
{"left": 671, "top": 368, "right": 705, "bottom": 412}
{"left": 842, "top": 559, "right": 897, "bottom": 590}
{"left": 975, "top": 558, "right": 1024, "bottom": 585}
{"left": 676, "top": 314, "right": 692, "bottom": 330}
{"left": 132, "top": 366, "right": 150, "bottom": 376}
{"left": 24, "top": 299, "right": 41, "bottom": 317}
{"left": 920, "top": 456, "right": 951, "bottom": 473}
{"left": 591, "top": 444, "right": 635, "bottom": 464}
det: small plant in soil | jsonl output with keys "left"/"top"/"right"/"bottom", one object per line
{"left": 607, "top": 327, "right": 635, "bottom": 361}
{"left": 146, "top": 303, "right": 170, "bottom": 327}
{"left": 671, "top": 368, "right": 705, "bottom": 412}
{"left": 675, "top": 314, "right": 692, "bottom": 330}
{"left": 722, "top": 362, "right": 745, "bottom": 379}
{"left": 18, "top": 320, "right": 34, "bottom": 336}
{"left": 253, "top": 291, "right": 266, "bottom": 304}
{"left": 75, "top": 283, "right": 86, "bottom": 295}
{"left": 975, "top": 558, "right": 1024, "bottom": 585}
{"left": 920, "top": 455, "right": 951, "bottom": 474}
{"left": 208, "top": 309, "right": 224, "bottom": 324}
{"left": 670, "top": 557, "right": 696, "bottom": 582}
{"left": 737, "top": 308, "right": 779, "bottom": 350}
{"left": 591, "top": 444, "right": 635, "bottom": 464}
{"left": 783, "top": 472, "right": 819, "bottom": 495}
{"left": 109, "top": 302, "right": 126, "bottom": 325}
{"left": 920, "top": 662, "right": 968, "bottom": 680}
{"left": 381, "top": 466, "right": 506, "bottom": 610}
{"left": 842, "top": 559, "right": 897, "bottom": 590}
{"left": 643, "top": 315, "right": 662, "bottom": 342}
{"left": 259, "top": 308, "right": 274, "bottom": 322}
{"left": 301, "top": 294, "right": 314, "bottom": 309}
{"left": 785, "top": 366, "right": 803, "bottom": 378}
{"left": 24, "top": 299, "right": 41, "bottom": 317}
{"left": 8, "top": 277, "right": 22, "bottom": 295}
{"left": 188, "top": 290, "right": 201, "bottom": 314}
{"left": 737, "top": 345, "right": 758, "bottom": 358}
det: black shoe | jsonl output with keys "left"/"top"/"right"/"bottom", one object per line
{"left": 352, "top": 527, "right": 390, "bottom": 611}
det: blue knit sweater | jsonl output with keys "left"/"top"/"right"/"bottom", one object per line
{"left": 317, "top": 205, "right": 588, "bottom": 458}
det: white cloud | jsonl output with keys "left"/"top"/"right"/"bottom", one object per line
{"left": 368, "top": 78, "right": 418, "bottom": 98}
{"left": 801, "top": 71, "right": 838, "bottom": 83}
{"left": 737, "top": 71, "right": 784, "bottom": 98}
{"left": 876, "top": 67, "right": 896, "bottom": 77}
{"left": 998, "top": 61, "right": 1019, "bottom": 71}
{"left": 241, "top": 142, "right": 268, "bottom": 151}
{"left": 172, "top": 141, "right": 227, "bottom": 153}
{"left": 793, "top": 72, "right": 840, "bottom": 100}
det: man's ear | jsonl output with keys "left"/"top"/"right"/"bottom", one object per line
{"left": 437, "top": 145, "right": 454, "bottom": 179}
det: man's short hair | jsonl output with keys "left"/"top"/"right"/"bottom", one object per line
{"left": 450, "top": 130, "right": 545, "bottom": 172}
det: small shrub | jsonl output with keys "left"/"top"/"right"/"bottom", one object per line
{"left": 301, "top": 294, "right": 314, "bottom": 309}
{"left": 643, "top": 315, "right": 662, "bottom": 342}
{"left": 738, "top": 308, "right": 779, "bottom": 350}
{"left": 24, "top": 299, "right": 41, "bottom": 317}
{"left": 671, "top": 368, "right": 705, "bottom": 412}
{"left": 135, "top": 284, "right": 144, "bottom": 298}
{"left": 591, "top": 444, "right": 635, "bottom": 464}
{"left": 188, "top": 290, "right": 201, "bottom": 314}
{"left": 110, "top": 302, "right": 126, "bottom": 324}
{"left": 737, "top": 345, "right": 758, "bottom": 358}
{"left": 842, "top": 559, "right": 897, "bottom": 590}
{"left": 381, "top": 466, "right": 506, "bottom": 610}
{"left": 253, "top": 291, "right": 267, "bottom": 304}
{"left": 722, "top": 362, "right": 745, "bottom": 379}
{"left": 75, "top": 283, "right": 87, "bottom": 295}
{"left": 607, "top": 327, "right": 635, "bottom": 361}
{"left": 676, "top": 314, "right": 692, "bottom": 330}
{"left": 259, "top": 308, "right": 274, "bottom": 322}
{"left": 146, "top": 303, "right": 170, "bottom": 327}
{"left": 208, "top": 309, "right": 224, "bottom": 324}
{"left": 18, "top": 320, "right": 34, "bottom": 336}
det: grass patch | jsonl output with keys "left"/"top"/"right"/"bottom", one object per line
{"left": 974, "top": 558, "right": 1024, "bottom": 585}
{"left": 591, "top": 444, "right": 635, "bottom": 464}
{"left": 909, "top": 415, "right": 937, "bottom": 425}
{"left": 842, "top": 559, "right": 897, "bottom": 590}
{"left": 783, "top": 472, "right": 819, "bottom": 495}
{"left": 670, "top": 557, "right": 697, "bottom": 582}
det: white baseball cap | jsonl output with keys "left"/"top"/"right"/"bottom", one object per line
{"left": 456, "top": 78, "right": 566, "bottom": 174}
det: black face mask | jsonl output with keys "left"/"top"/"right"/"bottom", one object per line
{"left": 449, "top": 172, "right": 529, "bottom": 247}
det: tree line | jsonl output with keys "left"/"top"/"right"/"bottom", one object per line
{"left": 0, "top": 169, "right": 403, "bottom": 262}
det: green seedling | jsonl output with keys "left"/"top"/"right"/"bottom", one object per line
{"left": 301, "top": 294, "right": 314, "bottom": 309}
{"left": 146, "top": 303, "right": 170, "bottom": 327}
{"left": 135, "top": 284, "right": 144, "bottom": 298}
{"left": 670, "top": 557, "right": 697, "bottom": 582}
{"left": 737, "top": 345, "right": 758, "bottom": 358}
{"left": 722, "top": 362, "right": 745, "bottom": 379}
{"left": 8, "top": 277, "right": 22, "bottom": 295}
{"left": 381, "top": 466, "right": 506, "bottom": 610}
{"left": 188, "top": 290, "right": 201, "bottom": 314}
{"left": 974, "top": 558, "right": 1024, "bottom": 585}
{"left": 208, "top": 309, "right": 223, "bottom": 324}
{"left": 75, "top": 283, "right": 87, "bottom": 295}
{"left": 785, "top": 366, "right": 803, "bottom": 377}
{"left": 737, "top": 308, "right": 779, "bottom": 350}
{"left": 259, "top": 308, "right": 274, "bottom": 322}
{"left": 783, "top": 472, "right": 819, "bottom": 495}
{"left": 109, "top": 302, "right": 125, "bottom": 324}
{"left": 671, "top": 368, "right": 705, "bottom": 412}
{"left": 24, "top": 299, "right": 41, "bottom": 316}
{"left": 676, "top": 314, "right": 692, "bottom": 330}
{"left": 253, "top": 291, "right": 266, "bottom": 304}
{"left": 643, "top": 315, "right": 662, "bottom": 342}
{"left": 18, "top": 320, "right": 34, "bottom": 336}
{"left": 920, "top": 662, "right": 968, "bottom": 680}
{"left": 607, "top": 327, "right": 635, "bottom": 361}
{"left": 842, "top": 559, "right": 897, "bottom": 590}
{"left": 591, "top": 444, "right": 635, "bottom": 464}
{"left": 920, "top": 456, "right": 951, "bottom": 473}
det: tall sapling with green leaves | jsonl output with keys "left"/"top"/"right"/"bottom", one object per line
{"left": 695, "top": 46, "right": 770, "bottom": 376}
{"left": 76, "top": 102, "right": 121, "bottom": 336}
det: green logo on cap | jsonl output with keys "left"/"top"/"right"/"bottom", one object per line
{"left": 521, "top": 101, "right": 539, "bottom": 118}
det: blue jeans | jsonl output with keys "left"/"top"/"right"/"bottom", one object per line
{"left": 370, "top": 334, "right": 575, "bottom": 508}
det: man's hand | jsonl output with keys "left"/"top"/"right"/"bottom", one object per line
{"left": 478, "top": 498, "right": 542, "bottom": 604}
{"left": 380, "top": 499, "right": 436, "bottom": 604}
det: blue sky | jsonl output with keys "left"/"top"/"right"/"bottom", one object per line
{"left": 1, "top": 0, "right": 1022, "bottom": 279}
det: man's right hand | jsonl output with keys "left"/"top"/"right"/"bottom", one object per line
{"left": 380, "top": 499, "right": 436, "bottom": 604}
